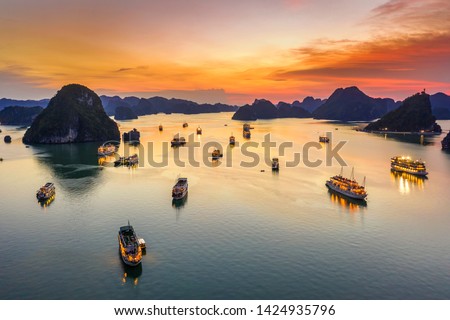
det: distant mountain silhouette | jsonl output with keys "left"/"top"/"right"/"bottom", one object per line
{"left": 365, "top": 91, "right": 441, "bottom": 133}
{"left": 312, "top": 86, "right": 399, "bottom": 121}
{"left": 292, "top": 96, "right": 326, "bottom": 113}
{"left": 277, "top": 101, "right": 312, "bottom": 118}
{"left": 232, "top": 99, "right": 311, "bottom": 120}
{"left": 115, "top": 106, "right": 138, "bottom": 120}
{"left": 430, "top": 92, "right": 450, "bottom": 119}
{"left": 231, "top": 104, "right": 257, "bottom": 120}
{"left": 100, "top": 95, "right": 237, "bottom": 116}
{"left": 0, "top": 98, "right": 49, "bottom": 111}
{"left": 0, "top": 106, "right": 43, "bottom": 125}
{"left": 4, "top": 89, "right": 448, "bottom": 121}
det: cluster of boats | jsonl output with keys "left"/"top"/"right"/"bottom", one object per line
{"left": 325, "top": 155, "right": 428, "bottom": 201}
{"left": 36, "top": 148, "right": 431, "bottom": 268}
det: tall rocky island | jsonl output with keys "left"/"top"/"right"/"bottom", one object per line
{"left": 23, "top": 84, "right": 120, "bottom": 144}
{"left": 364, "top": 91, "right": 441, "bottom": 133}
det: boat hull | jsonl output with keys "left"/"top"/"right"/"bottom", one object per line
{"left": 120, "top": 252, "right": 142, "bottom": 267}
{"left": 325, "top": 181, "right": 367, "bottom": 200}
{"left": 390, "top": 166, "right": 428, "bottom": 176}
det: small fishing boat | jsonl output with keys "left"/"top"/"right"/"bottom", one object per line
{"left": 229, "top": 135, "right": 236, "bottom": 146}
{"left": 172, "top": 177, "right": 188, "bottom": 200}
{"left": 97, "top": 143, "right": 117, "bottom": 156}
{"left": 196, "top": 126, "right": 202, "bottom": 134}
{"left": 36, "top": 182, "right": 56, "bottom": 201}
{"left": 118, "top": 222, "right": 142, "bottom": 267}
{"left": 272, "top": 158, "right": 279, "bottom": 171}
{"left": 319, "top": 136, "right": 330, "bottom": 143}
{"left": 127, "top": 154, "right": 139, "bottom": 167}
{"left": 114, "top": 154, "right": 139, "bottom": 167}
{"left": 171, "top": 136, "right": 186, "bottom": 146}
{"left": 123, "top": 128, "right": 140, "bottom": 144}
{"left": 212, "top": 149, "right": 223, "bottom": 160}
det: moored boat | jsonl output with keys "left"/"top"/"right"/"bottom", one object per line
{"left": 114, "top": 154, "right": 139, "bottom": 167}
{"left": 123, "top": 128, "right": 140, "bottom": 144}
{"left": 319, "top": 136, "right": 329, "bottom": 143}
{"left": 212, "top": 149, "right": 223, "bottom": 159}
{"left": 326, "top": 168, "right": 367, "bottom": 200}
{"left": 97, "top": 143, "right": 117, "bottom": 156}
{"left": 171, "top": 136, "right": 186, "bottom": 146}
{"left": 172, "top": 177, "right": 188, "bottom": 200}
{"left": 272, "top": 158, "right": 279, "bottom": 170}
{"left": 229, "top": 135, "right": 236, "bottom": 145}
{"left": 127, "top": 154, "right": 139, "bottom": 167}
{"left": 36, "top": 182, "right": 56, "bottom": 201}
{"left": 243, "top": 123, "right": 252, "bottom": 139}
{"left": 391, "top": 156, "right": 428, "bottom": 176}
{"left": 118, "top": 222, "right": 142, "bottom": 267}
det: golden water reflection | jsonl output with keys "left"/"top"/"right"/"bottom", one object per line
{"left": 390, "top": 170, "right": 427, "bottom": 194}
{"left": 120, "top": 262, "right": 142, "bottom": 287}
{"left": 38, "top": 195, "right": 55, "bottom": 208}
{"left": 328, "top": 190, "right": 367, "bottom": 213}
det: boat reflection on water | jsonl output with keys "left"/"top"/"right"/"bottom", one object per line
{"left": 328, "top": 190, "right": 367, "bottom": 212}
{"left": 97, "top": 155, "right": 117, "bottom": 167}
{"left": 119, "top": 261, "right": 142, "bottom": 287}
{"left": 390, "top": 170, "right": 427, "bottom": 194}
{"left": 172, "top": 194, "right": 188, "bottom": 209}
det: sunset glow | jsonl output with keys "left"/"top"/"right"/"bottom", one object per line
{"left": 1, "top": 0, "right": 449, "bottom": 104}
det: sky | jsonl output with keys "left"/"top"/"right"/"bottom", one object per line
{"left": 1, "top": 0, "right": 449, "bottom": 104}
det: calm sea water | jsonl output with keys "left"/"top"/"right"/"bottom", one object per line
{"left": 1, "top": 113, "right": 449, "bottom": 299}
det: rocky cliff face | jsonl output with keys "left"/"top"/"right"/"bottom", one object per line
{"left": 441, "top": 132, "right": 450, "bottom": 150}
{"left": 23, "top": 84, "right": 120, "bottom": 144}
{"left": 365, "top": 91, "right": 441, "bottom": 133}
